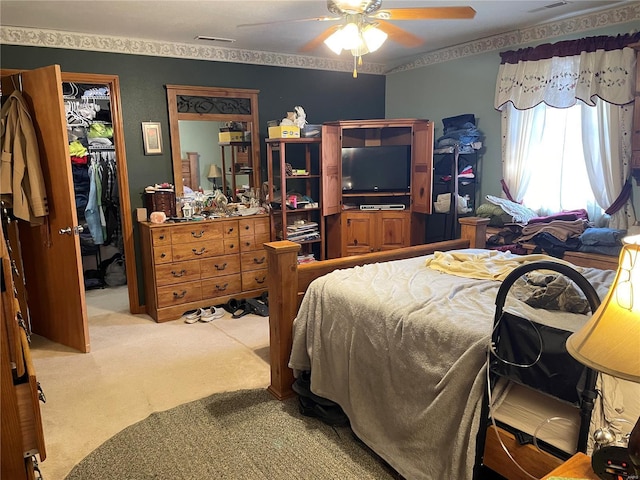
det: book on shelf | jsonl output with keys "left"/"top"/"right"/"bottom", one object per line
{"left": 287, "top": 222, "right": 318, "bottom": 232}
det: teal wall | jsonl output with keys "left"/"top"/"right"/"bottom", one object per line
{"left": 386, "top": 22, "right": 640, "bottom": 208}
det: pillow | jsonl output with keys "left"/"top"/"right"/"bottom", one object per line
{"left": 485, "top": 195, "right": 537, "bottom": 224}
{"left": 579, "top": 227, "right": 625, "bottom": 246}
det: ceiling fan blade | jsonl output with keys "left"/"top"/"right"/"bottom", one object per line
{"left": 375, "top": 20, "right": 423, "bottom": 48}
{"left": 238, "top": 16, "right": 339, "bottom": 28}
{"left": 372, "top": 6, "right": 476, "bottom": 21}
{"left": 299, "top": 25, "right": 342, "bottom": 52}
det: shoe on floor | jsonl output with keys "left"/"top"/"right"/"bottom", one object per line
{"left": 183, "top": 309, "right": 200, "bottom": 324}
{"left": 199, "top": 306, "right": 225, "bottom": 322}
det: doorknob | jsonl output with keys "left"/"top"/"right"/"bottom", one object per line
{"left": 59, "top": 225, "right": 84, "bottom": 235}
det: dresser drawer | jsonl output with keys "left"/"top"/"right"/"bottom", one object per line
{"left": 155, "top": 260, "right": 200, "bottom": 286}
{"left": 242, "top": 268, "right": 268, "bottom": 291}
{"left": 239, "top": 217, "right": 269, "bottom": 237}
{"left": 153, "top": 246, "right": 173, "bottom": 264}
{"left": 201, "top": 274, "right": 242, "bottom": 298}
{"left": 157, "top": 281, "right": 202, "bottom": 307}
{"left": 151, "top": 227, "right": 172, "bottom": 246}
{"left": 241, "top": 250, "right": 268, "bottom": 270}
{"left": 172, "top": 241, "right": 225, "bottom": 261}
{"left": 200, "top": 254, "right": 241, "bottom": 278}
{"left": 171, "top": 223, "right": 224, "bottom": 244}
{"left": 221, "top": 220, "right": 239, "bottom": 239}
{"left": 238, "top": 232, "right": 269, "bottom": 252}
{"left": 224, "top": 238, "right": 239, "bottom": 254}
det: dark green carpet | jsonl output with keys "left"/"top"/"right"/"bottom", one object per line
{"left": 65, "top": 388, "right": 401, "bottom": 479}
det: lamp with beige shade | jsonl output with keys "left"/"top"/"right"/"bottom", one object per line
{"left": 567, "top": 240, "right": 640, "bottom": 478}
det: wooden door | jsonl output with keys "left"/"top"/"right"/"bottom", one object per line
{"left": 344, "top": 211, "right": 375, "bottom": 255}
{"left": 411, "top": 120, "right": 434, "bottom": 215}
{"left": 5, "top": 66, "right": 90, "bottom": 352}
{"left": 378, "top": 211, "right": 410, "bottom": 251}
{"left": 321, "top": 124, "right": 342, "bottom": 216}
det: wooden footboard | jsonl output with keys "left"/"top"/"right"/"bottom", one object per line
{"left": 263, "top": 216, "right": 490, "bottom": 400}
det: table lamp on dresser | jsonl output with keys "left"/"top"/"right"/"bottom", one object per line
{"left": 566, "top": 240, "right": 640, "bottom": 479}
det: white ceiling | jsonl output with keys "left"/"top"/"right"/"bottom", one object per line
{"left": 0, "top": 0, "right": 636, "bottom": 71}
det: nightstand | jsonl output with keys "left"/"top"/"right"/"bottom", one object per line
{"left": 542, "top": 452, "right": 600, "bottom": 479}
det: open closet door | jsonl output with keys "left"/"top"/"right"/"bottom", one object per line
{"left": 9, "top": 65, "right": 90, "bottom": 352}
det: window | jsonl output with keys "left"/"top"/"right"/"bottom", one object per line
{"left": 505, "top": 102, "right": 605, "bottom": 225}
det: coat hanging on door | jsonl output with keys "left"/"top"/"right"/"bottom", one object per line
{"left": 0, "top": 89, "right": 49, "bottom": 224}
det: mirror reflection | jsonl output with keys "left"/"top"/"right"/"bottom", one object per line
{"left": 178, "top": 120, "right": 251, "bottom": 196}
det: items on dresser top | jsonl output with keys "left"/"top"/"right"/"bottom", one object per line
{"left": 139, "top": 215, "right": 270, "bottom": 322}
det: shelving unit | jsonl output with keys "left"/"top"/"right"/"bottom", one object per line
{"left": 219, "top": 140, "right": 254, "bottom": 199}
{"left": 427, "top": 145, "right": 480, "bottom": 242}
{"left": 266, "top": 137, "right": 325, "bottom": 262}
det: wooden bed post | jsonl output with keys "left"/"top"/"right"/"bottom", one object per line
{"left": 264, "top": 240, "right": 301, "bottom": 400}
{"left": 459, "top": 216, "right": 489, "bottom": 248}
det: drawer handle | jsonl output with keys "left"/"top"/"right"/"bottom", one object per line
{"left": 191, "top": 230, "right": 205, "bottom": 238}
{"left": 228, "top": 243, "right": 235, "bottom": 249}
{"left": 244, "top": 225, "right": 250, "bottom": 230}
{"left": 215, "top": 283, "right": 229, "bottom": 291}
{"left": 160, "top": 252, "right": 167, "bottom": 258}
{"left": 192, "top": 248, "right": 206, "bottom": 256}
{"left": 215, "top": 263, "right": 228, "bottom": 271}
{"left": 244, "top": 241, "right": 251, "bottom": 247}
{"left": 253, "top": 256, "right": 266, "bottom": 265}
{"left": 159, "top": 234, "right": 166, "bottom": 240}
{"left": 255, "top": 275, "right": 266, "bottom": 284}
{"left": 173, "top": 290, "right": 187, "bottom": 299}
{"left": 227, "top": 227, "right": 234, "bottom": 234}
{"left": 171, "top": 269, "right": 187, "bottom": 277}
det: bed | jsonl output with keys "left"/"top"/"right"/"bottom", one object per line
{"left": 263, "top": 217, "right": 638, "bottom": 479}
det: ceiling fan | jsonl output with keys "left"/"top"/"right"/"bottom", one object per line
{"left": 239, "top": 0, "right": 476, "bottom": 77}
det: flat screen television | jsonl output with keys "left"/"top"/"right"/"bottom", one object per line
{"left": 341, "top": 145, "right": 411, "bottom": 193}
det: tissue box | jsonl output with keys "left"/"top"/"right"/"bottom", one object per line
{"left": 218, "top": 131, "right": 244, "bottom": 143}
{"left": 301, "top": 124, "right": 322, "bottom": 137}
{"left": 268, "top": 126, "right": 300, "bottom": 139}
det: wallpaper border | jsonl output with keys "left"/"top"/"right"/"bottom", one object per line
{"left": 1, "top": 3, "right": 638, "bottom": 76}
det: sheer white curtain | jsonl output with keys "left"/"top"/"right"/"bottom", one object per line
{"left": 495, "top": 41, "right": 637, "bottom": 228}
{"left": 581, "top": 99, "right": 635, "bottom": 229}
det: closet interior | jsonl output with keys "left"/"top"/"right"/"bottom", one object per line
{"left": 64, "top": 81, "right": 125, "bottom": 290}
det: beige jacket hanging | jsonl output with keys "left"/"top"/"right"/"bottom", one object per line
{"left": 0, "top": 90, "right": 48, "bottom": 224}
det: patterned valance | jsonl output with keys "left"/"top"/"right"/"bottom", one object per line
{"left": 494, "top": 33, "right": 639, "bottom": 110}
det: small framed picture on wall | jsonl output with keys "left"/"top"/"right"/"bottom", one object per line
{"left": 142, "top": 122, "right": 163, "bottom": 155}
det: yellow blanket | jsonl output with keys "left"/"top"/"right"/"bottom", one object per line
{"left": 425, "top": 249, "right": 581, "bottom": 281}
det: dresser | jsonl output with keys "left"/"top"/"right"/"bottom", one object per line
{"left": 140, "top": 215, "right": 270, "bottom": 322}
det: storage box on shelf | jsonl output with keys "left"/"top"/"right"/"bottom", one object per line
{"left": 268, "top": 125, "right": 300, "bottom": 139}
{"left": 139, "top": 215, "right": 269, "bottom": 322}
{"left": 266, "top": 137, "right": 324, "bottom": 262}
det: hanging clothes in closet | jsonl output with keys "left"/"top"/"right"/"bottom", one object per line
{"left": 64, "top": 81, "right": 122, "bottom": 289}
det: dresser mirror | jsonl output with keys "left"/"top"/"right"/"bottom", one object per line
{"left": 166, "top": 85, "right": 261, "bottom": 198}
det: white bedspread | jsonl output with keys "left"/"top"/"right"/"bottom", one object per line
{"left": 288, "top": 249, "right": 617, "bottom": 480}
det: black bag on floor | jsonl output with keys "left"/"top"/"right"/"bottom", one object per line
{"left": 293, "top": 371, "right": 349, "bottom": 426}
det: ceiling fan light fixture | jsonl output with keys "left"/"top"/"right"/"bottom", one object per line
{"left": 361, "top": 24, "right": 387, "bottom": 52}
{"left": 324, "top": 29, "right": 345, "bottom": 54}
{"left": 339, "top": 22, "right": 361, "bottom": 50}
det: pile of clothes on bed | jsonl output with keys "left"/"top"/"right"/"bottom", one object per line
{"left": 476, "top": 195, "right": 627, "bottom": 258}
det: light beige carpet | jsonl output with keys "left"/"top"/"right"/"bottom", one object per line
{"left": 30, "top": 286, "right": 271, "bottom": 480}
